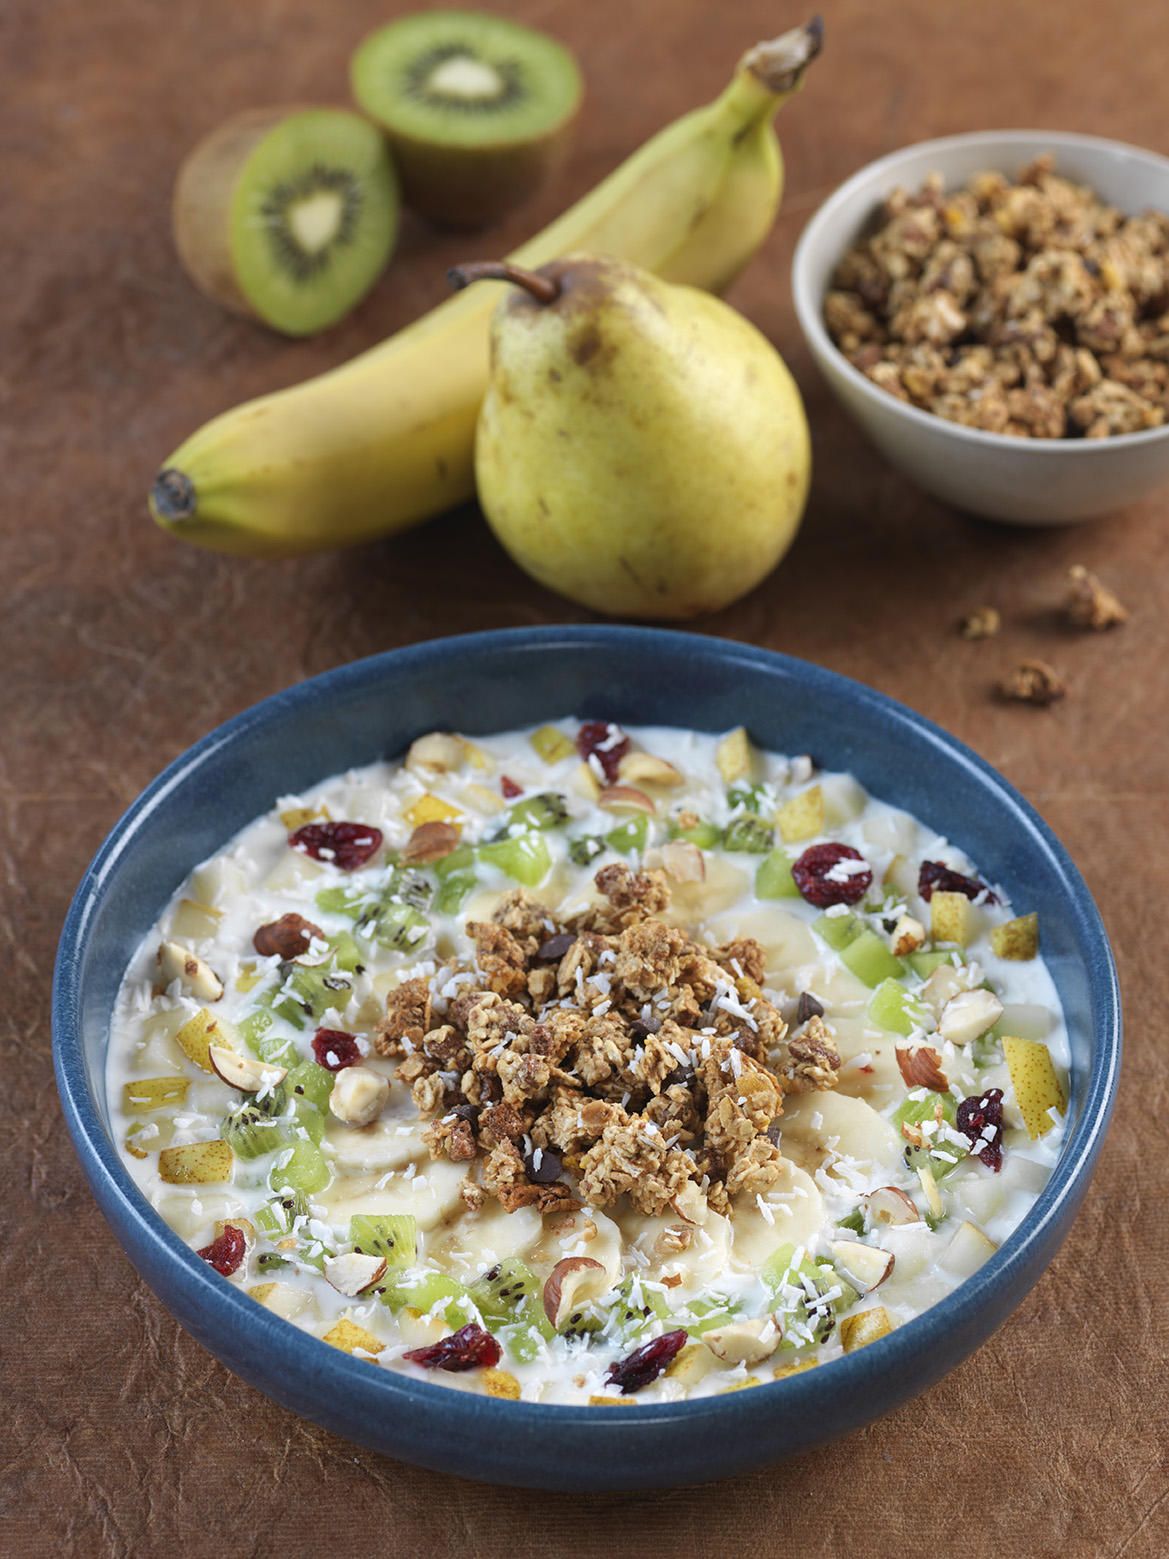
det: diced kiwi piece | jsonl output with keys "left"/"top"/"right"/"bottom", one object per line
{"left": 158, "top": 1139, "right": 233, "bottom": 1185}
{"left": 327, "top": 929, "right": 365, "bottom": 973}
{"left": 756, "top": 849, "right": 799, "bottom": 899}
{"left": 682, "top": 1292, "right": 742, "bottom": 1336}
{"left": 352, "top": 11, "right": 582, "bottom": 230}
{"left": 382, "top": 1269, "right": 475, "bottom": 1328}
{"left": 907, "top": 949, "right": 957, "bottom": 979}
{"left": 868, "top": 977, "right": 928, "bottom": 1036}
{"left": 349, "top": 1213, "right": 418, "bottom": 1270}
{"left": 468, "top": 1259, "right": 553, "bottom": 1355}
{"left": 507, "top": 791, "right": 568, "bottom": 830}
{"left": 256, "top": 1188, "right": 309, "bottom": 1237}
{"left": 605, "top": 1275, "right": 669, "bottom": 1340}
{"left": 840, "top": 930, "right": 905, "bottom": 988}
{"left": 568, "top": 834, "right": 605, "bottom": 866}
{"left": 315, "top": 884, "right": 376, "bottom": 919}
{"left": 386, "top": 867, "right": 433, "bottom": 909}
{"left": 894, "top": 1093, "right": 968, "bottom": 1180}
{"left": 776, "top": 785, "right": 823, "bottom": 844}
{"left": 238, "top": 1008, "right": 299, "bottom": 1069}
{"left": 270, "top": 961, "right": 353, "bottom": 1028}
{"left": 930, "top": 891, "right": 974, "bottom": 947}
{"left": 122, "top": 1076, "right": 190, "bottom": 1113}
{"left": 837, "top": 1208, "right": 866, "bottom": 1236}
{"left": 222, "top": 1097, "right": 287, "bottom": 1160}
{"left": 762, "top": 1243, "right": 855, "bottom": 1346}
{"left": 434, "top": 872, "right": 476, "bottom": 915}
{"left": 727, "top": 783, "right": 768, "bottom": 812}
{"left": 434, "top": 843, "right": 475, "bottom": 878}
{"left": 671, "top": 818, "right": 722, "bottom": 849}
{"left": 606, "top": 814, "right": 649, "bottom": 855}
{"left": 529, "top": 724, "right": 575, "bottom": 764}
{"left": 815, "top": 911, "right": 862, "bottom": 951}
{"left": 269, "top": 1140, "right": 330, "bottom": 1195}
{"left": 283, "top": 1060, "right": 334, "bottom": 1113}
{"left": 255, "top": 1251, "right": 292, "bottom": 1275}
{"left": 171, "top": 108, "right": 399, "bottom": 337}
{"left": 372, "top": 901, "right": 431, "bottom": 951}
{"left": 723, "top": 815, "right": 775, "bottom": 854}
{"left": 477, "top": 831, "right": 551, "bottom": 886}
{"left": 991, "top": 912, "right": 1039, "bottom": 961}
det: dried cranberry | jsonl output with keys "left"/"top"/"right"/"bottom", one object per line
{"left": 791, "top": 843, "right": 873, "bottom": 908}
{"left": 605, "top": 1329, "right": 689, "bottom": 1394}
{"left": 524, "top": 1146, "right": 563, "bottom": 1184}
{"left": 289, "top": 821, "right": 383, "bottom": 871}
{"left": 575, "top": 721, "right": 630, "bottom": 784}
{"left": 956, "top": 1088, "right": 1006, "bottom": 1172}
{"left": 312, "top": 1028, "right": 362, "bottom": 1071}
{"left": 500, "top": 774, "right": 523, "bottom": 800}
{"left": 402, "top": 1323, "right": 502, "bottom": 1372}
{"left": 196, "top": 1224, "right": 246, "bottom": 1277}
{"left": 253, "top": 912, "right": 324, "bottom": 959}
{"left": 918, "top": 860, "right": 998, "bottom": 904}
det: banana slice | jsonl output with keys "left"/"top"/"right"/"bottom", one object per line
{"left": 778, "top": 1091, "right": 904, "bottom": 1178}
{"left": 326, "top": 1119, "right": 429, "bottom": 1174}
{"left": 728, "top": 1162, "right": 823, "bottom": 1268}
{"left": 703, "top": 905, "right": 817, "bottom": 976}
{"left": 318, "top": 1159, "right": 466, "bottom": 1230}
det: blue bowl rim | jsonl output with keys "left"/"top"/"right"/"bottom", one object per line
{"left": 52, "top": 625, "right": 1121, "bottom": 1430}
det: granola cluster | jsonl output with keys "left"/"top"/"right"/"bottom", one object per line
{"left": 825, "top": 156, "right": 1169, "bottom": 438}
{"left": 375, "top": 865, "right": 841, "bottom": 1223}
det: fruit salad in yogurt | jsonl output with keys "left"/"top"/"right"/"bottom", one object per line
{"left": 109, "top": 721, "right": 1069, "bottom": 1402}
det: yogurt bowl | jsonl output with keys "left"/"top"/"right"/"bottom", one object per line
{"left": 53, "top": 627, "right": 1120, "bottom": 1489}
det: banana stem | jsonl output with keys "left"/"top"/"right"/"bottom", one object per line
{"left": 740, "top": 17, "right": 824, "bottom": 95}
{"left": 447, "top": 261, "right": 561, "bottom": 305}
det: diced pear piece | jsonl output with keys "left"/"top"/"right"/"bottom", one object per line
{"left": 666, "top": 1341, "right": 719, "bottom": 1387}
{"left": 404, "top": 792, "right": 462, "bottom": 827}
{"left": 156, "top": 941, "right": 223, "bottom": 1001}
{"left": 323, "top": 1318, "right": 385, "bottom": 1356}
{"left": 125, "top": 1118, "right": 174, "bottom": 1158}
{"left": 122, "top": 1075, "right": 190, "bottom": 1113}
{"left": 993, "top": 1002, "right": 1052, "bottom": 1042}
{"left": 279, "top": 803, "right": 329, "bottom": 831}
{"left": 940, "top": 1220, "right": 998, "bottom": 1279}
{"left": 158, "top": 1139, "right": 233, "bottom": 1184}
{"left": 938, "top": 988, "right": 1004, "bottom": 1046}
{"left": 530, "top": 724, "right": 575, "bottom": 764}
{"left": 930, "top": 891, "right": 973, "bottom": 947}
{"left": 248, "top": 1281, "right": 313, "bottom": 1320}
{"left": 482, "top": 1368, "right": 522, "bottom": 1399}
{"left": 820, "top": 773, "right": 867, "bottom": 825}
{"left": 1002, "top": 1035, "right": 1067, "bottom": 1138}
{"left": 462, "top": 783, "right": 505, "bottom": 815}
{"left": 716, "top": 726, "right": 754, "bottom": 783}
{"left": 170, "top": 898, "right": 223, "bottom": 941}
{"left": 840, "top": 1306, "right": 893, "bottom": 1352}
{"left": 174, "top": 1009, "right": 239, "bottom": 1073}
{"left": 773, "top": 1358, "right": 819, "bottom": 1380}
{"left": 829, "top": 1239, "right": 895, "bottom": 1293}
{"left": 916, "top": 1164, "right": 943, "bottom": 1220}
{"left": 991, "top": 912, "right": 1039, "bottom": 960}
{"left": 776, "top": 785, "right": 824, "bottom": 844}
{"left": 571, "top": 762, "right": 602, "bottom": 801}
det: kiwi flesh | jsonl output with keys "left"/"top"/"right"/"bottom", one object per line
{"left": 172, "top": 107, "right": 399, "bottom": 337}
{"left": 351, "top": 10, "right": 582, "bottom": 230}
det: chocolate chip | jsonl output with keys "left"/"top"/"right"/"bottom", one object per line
{"left": 629, "top": 1016, "right": 661, "bottom": 1040}
{"left": 525, "top": 1147, "right": 563, "bottom": 1184}
{"left": 766, "top": 1119, "right": 784, "bottom": 1146}
{"left": 536, "top": 932, "right": 575, "bottom": 962}
{"left": 796, "top": 991, "right": 825, "bottom": 1024}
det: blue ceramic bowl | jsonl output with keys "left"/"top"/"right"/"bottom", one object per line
{"left": 53, "top": 627, "right": 1120, "bottom": 1490}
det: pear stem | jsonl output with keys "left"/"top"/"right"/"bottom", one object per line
{"left": 447, "top": 261, "right": 561, "bottom": 305}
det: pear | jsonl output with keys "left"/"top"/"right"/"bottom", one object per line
{"left": 452, "top": 255, "right": 810, "bottom": 619}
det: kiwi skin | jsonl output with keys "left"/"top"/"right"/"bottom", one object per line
{"left": 382, "top": 119, "right": 577, "bottom": 231}
{"left": 172, "top": 107, "right": 290, "bottom": 322}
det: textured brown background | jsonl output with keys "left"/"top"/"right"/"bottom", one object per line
{"left": 3, "top": 0, "right": 1167, "bottom": 1553}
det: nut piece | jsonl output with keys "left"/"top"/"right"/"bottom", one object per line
{"left": 1064, "top": 564, "right": 1127, "bottom": 631}
{"left": 324, "top": 1251, "right": 388, "bottom": 1297}
{"left": 618, "top": 752, "right": 685, "bottom": 787}
{"left": 829, "top": 1239, "right": 895, "bottom": 1293}
{"left": 1000, "top": 659, "right": 1067, "bottom": 707}
{"left": 650, "top": 840, "right": 706, "bottom": 883}
{"left": 597, "top": 785, "right": 656, "bottom": 815}
{"left": 253, "top": 913, "right": 323, "bottom": 960}
{"left": 703, "top": 1316, "right": 781, "bottom": 1366}
{"left": 958, "top": 606, "right": 1001, "bottom": 640}
{"left": 328, "top": 1065, "right": 391, "bottom": 1127}
{"left": 406, "top": 732, "right": 467, "bottom": 774}
{"left": 208, "top": 1045, "right": 287, "bottom": 1094}
{"left": 156, "top": 941, "right": 224, "bottom": 1001}
{"left": 895, "top": 1042, "right": 949, "bottom": 1092}
{"left": 863, "top": 1186, "right": 920, "bottom": 1228}
{"left": 669, "top": 1181, "right": 710, "bottom": 1226}
{"left": 938, "top": 988, "right": 1004, "bottom": 1046}
{"left": 542, "top": 1257, "right": 607, "bottom": 1329}
{"left": 400, "top": 820, "right": 461, "bottom": 864}
{"left": 840, "top": 1307, "right": 893, "bottom": 1353}
{"left": 890, "top": 914, "right": 925, "bottom": 957}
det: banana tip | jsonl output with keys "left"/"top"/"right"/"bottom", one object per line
{"left": 152, "top": 467, "right": 197, "bottom": 523}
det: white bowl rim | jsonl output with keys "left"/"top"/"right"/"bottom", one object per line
{"left": 792, "top": 128, "right": 1169, "bottom": 456}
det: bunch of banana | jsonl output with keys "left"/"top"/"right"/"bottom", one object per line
{"left": 151, "top": 20, "right": 822, "bottom": 556}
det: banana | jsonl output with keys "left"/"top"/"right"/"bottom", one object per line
{"left": 151, "top": 21, "right": 823, "bottom": 556}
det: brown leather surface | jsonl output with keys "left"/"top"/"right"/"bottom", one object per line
{"left": 3, "top": 0, "right": 1166, "bottom": 1553}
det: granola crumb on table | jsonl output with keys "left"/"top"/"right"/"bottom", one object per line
{"left": 1000, "top": 657, "right": 1068, "bottom": 707}
{"left": 1064, "top": 564, "right": 1129, "bottom": 630}
{"left": 386, "top": 864, "right": 840, "bottom": 1223}
{"left": 825, "top": 157, "right": 1169, "bottom": 439}
{"left": 958, "top": 606, "right": 1002, "bottom": 641}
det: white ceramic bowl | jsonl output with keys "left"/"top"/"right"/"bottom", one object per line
{"left": 792, "top": 130, "right": 1169, "bottom": 524}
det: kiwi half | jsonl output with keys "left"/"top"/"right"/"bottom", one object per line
{"left": 351, "top": 10, "right": 582, "bottom": 230}
{"left": 172, "top": 107, "right": 399, "bottom": 337}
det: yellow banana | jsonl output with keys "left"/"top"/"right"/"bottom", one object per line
{"left": 151, "top": 20, "right": 822, "bottom": 556}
